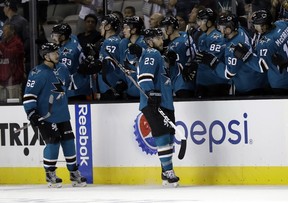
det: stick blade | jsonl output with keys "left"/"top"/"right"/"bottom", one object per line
{"left": 178, "top": 139, "right": 187, "bottom": 160}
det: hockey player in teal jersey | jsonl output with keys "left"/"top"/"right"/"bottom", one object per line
{"left": 98, "top": 14, "right": 123, "bottom": 100}
{"left": 196, "top": 11, "right": 269, "bottom": 96}
{"left": 232, "top": 10, "right": 288, "bottom": 95}
{"left": 160, "top": 16, "right": 195, "bottom": 98}
{"left": 118, "top": 16, "right": 147, "bottom": 99}
{"left": 195, "top": 8, "right": 231, "bottom": 98}
{"left": 138, "top": 28, "right": 179, "bottom": 187}
{"left": 22, "top": 43, "right": 87, "bottom": 188}
{"left": 51, "top": 23, "right": 91, "bottom": 100}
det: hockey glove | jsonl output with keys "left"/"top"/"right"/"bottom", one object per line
{"left": 115, "top": 80, "right": 128, "bottom": 93}
{"left": 195, "top": 51, "right": 219, "bottom": 69}
{"left": 78, "top": 56, "right": 102, "bottom": 75}
{"left": 182, "top": 61, "right": 198, "bottom": 81}
{"left": 128, "top": 43, "right": 142, "bottom": 58}
{"left": 164, "top": 50, "right": 178, "bottom": 66}
{"left": 147, "top": 91, "right": 161, "bottom": 113}
{"left": 272, "top": 53, "right": 288, "bottom": 74}
{"left": 28, "top": 110, "right": 44, "bottom": 127}
{"left": 233, "top": 43, "right": 252, "bottom": 62}
{"left": 86, "top": 43, "right": 99, "bottom": 57}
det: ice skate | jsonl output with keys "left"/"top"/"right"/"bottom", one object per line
{"left": 46, "top": 170, "right": 62, "bottom": 188}
{"left": 161, "top": 169, "right": 179, "bottom": 187}
{"left": 70, "top": 170, "right": 87, "bottom": 187}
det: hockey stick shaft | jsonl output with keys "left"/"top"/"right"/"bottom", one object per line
{"left": 105, "top": 51, "right": 186, "bottom": 159}
{"left": 14, "top": 95, "right": 54, "bottom": 133}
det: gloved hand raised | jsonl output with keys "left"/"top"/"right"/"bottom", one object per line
{"left": 128, "top": 43, "right": 142, "bottom": 58}
{"left": 233, "top": 43, "right": 252, "bottom": 62}
{"left": 195, "top": 51, "right": 219, "bottom": 69}
{"left": 147, "top": 91, "right": 161, "bottom": 113}
{"left": 78, "top": 56, "right": 102, "bottom": 75}
{"left": 182, "top": 61, "right": 198, "bottom": 81}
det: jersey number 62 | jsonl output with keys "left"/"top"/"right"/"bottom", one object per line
{"left": 26, "top": 80, "right": 35, "bottom": 88}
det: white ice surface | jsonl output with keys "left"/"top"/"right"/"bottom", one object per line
{"left": 0, "top": 184, "right": 287, "bottom": 203}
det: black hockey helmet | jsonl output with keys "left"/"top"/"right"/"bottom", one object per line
{"left": 160, "top": 16, "right": 179, "bottom": 29}
{"left": 123, "top": 16, "right": 144, "bottom": 32}
{"left": 3, "top": 0, "right": 18, "bottom": 12}
{"left": 251, "top": 10, "right": 273, "bottom": 25}
{"left": 101, "top": 14, "right": 120, "bottom": 31}
{"left": 39, "top": 42, "right": 59, "bottom": 59}
{"left": 197, "top": 8, "right": 217, "bottom": 23}
{"left": 218, "top": 12, "right": 239, "bottom": 31}
{"left": 143, "top": 28, "right": 163, "bottom": 39}
{"left": 52, "top": 23, "right": 72, "bottom": 38}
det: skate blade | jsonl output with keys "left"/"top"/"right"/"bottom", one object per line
{"left": 162, "top": 180, "right": 179, "bottom": 188}
{"left": 47, "top": 182, "right": 62, "bottom": 188}
{"left": 71, "top": 181, "right": 87, "bottom": 187}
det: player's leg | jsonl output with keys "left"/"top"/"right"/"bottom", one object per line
{"left": 142, "top": 107, "right": 179, "bottom": 187}
{"left": 39, "top": 122, "right": 62, "bottom": 188}
{"left": 154, "top": 134, "right": 179, "bottom": 187}
{"left": 58, "top": 121, "right": 87, "bottom": 187}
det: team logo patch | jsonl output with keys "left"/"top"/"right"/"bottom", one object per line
{"left": 62, "top": 47, "right": 72, "bottom": 56}
{"left": 133, "top": 113, "right": 157, "bottom": 155}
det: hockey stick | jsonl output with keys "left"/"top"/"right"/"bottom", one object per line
{"left": 14, "top": 95, "right": 54, "bottom": 133}
{"left": 105, "top": 50, "right": 186, "bottom": 159}
{"left": 86, "top": 44, "right": 120, "bottom": 97}
{"left": 86, "top": 44, "right": 112, "bottom": 99}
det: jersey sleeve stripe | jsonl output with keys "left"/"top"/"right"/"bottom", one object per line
{"left": 138, "top": 73, "right": 154, "bottom": 82}
{"left": 23, "top": 94, "right": 37, "bottom": 103}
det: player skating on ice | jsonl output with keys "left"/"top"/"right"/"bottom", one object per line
{"left": 138, "top": 28, "right": 179, "bottom": 187}
{"left": 22, "top": 43, "right": 87, "bottom": 188}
